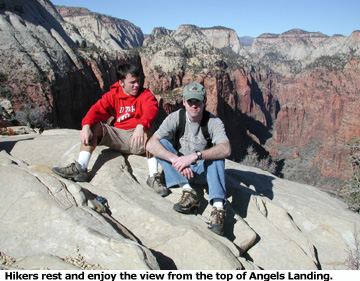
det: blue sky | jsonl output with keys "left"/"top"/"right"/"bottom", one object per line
{"left": 51, "top": 0, "right": 359, "bottom": 37}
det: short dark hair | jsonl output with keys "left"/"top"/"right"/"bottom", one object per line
{"left": 116, "top": 63, "right": 140, "bottom": 81}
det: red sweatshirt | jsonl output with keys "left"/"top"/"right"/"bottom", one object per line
{"left": 81, "top": 82, "right": 158, "bottom": 131}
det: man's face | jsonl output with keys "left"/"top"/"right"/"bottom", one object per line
{"left": 183, "top": 98, "right": 206, "bottom": 120}
{"left": 120, "top": 73, "right": 140, "bottom": 96}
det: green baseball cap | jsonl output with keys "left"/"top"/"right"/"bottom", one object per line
{"left": 183, "top": 83, "right": 206, "bottom": 101}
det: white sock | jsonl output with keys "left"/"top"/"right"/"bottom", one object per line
{"left": 147, "top": 157, "right": 158, "bottom": 176}
{"left": 213, "top": 198, "right": 224, "bottom": 210}
{"left": 180, "top": 183, "right": 193, "bottom": 191}
{"left": 77, "top": 151, "right": 91, "bottom": 170}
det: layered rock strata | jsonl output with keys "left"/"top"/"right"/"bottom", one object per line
{"left": 1, "top": 129, "right": 359, "bottom": 269}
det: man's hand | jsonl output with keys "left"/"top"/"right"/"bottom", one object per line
{"left": 180, "top": 167, "right": 194, "bottom": 179}
{"left": 80, "top": 124, "right": 93, "bottom": 145}
{"left": 131, "top": 124, "right": 144, "bottom": 149}
{"left": 172, "top": 153, "right": 197, "bottom": 179}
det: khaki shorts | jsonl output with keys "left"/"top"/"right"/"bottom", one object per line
{"left": 98, "top": 123, "right": 145, "bottom": 154}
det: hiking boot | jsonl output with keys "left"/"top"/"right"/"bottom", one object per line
{"left": 147, "top": 172, "right": 169, "bottom": 197}
{"left": 51, "top": 161, "right": 88, "bottom": 182}
{"left": 208, "top": 207, "right": 226, "bottom": 236}
{"left": 173, "top": 189, "right": 200, "bottom": 214}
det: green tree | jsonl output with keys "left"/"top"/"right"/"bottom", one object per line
{"left": 241, "top": 145, "right": 277, "bottom": 174}
{"left": 80, "top": 40, "right": 87, "bottom": 48}
{"left": 0, "top": 72, "right": 8, "bottom": 82}
{"left": 341, "top": 137, "right": 360, "bottom": 212}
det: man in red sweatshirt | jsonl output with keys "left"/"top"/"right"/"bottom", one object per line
{"left": 52, "top": 63, "right": 168, "bottom": 196}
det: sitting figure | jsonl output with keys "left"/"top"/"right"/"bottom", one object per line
{"left": 146, "top": 82, "right": 231, "bottom": 235}
{"left": 52, "top": 63, "right": 167, "bottom": 196}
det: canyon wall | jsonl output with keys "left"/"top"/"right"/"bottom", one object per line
{"left": 1, "top": 0, "right": 359, "bottom": 189}
{"left": 0, "top": 0, "right": 143, "bottom": 128}
{"left": 56, "top": 6, "right": 144, "bottom": 52}
{"left": 140, "top": 25, "right": 360, "bottom": 189}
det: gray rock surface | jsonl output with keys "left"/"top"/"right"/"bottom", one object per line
{"left": 1, "top": 129, "right": 359, "bottom": 270}
{"left": 56, "top": 6, "right": 144, "bottom": 52}
{"left": 242, "top": 29, "right": 360, "bottom": 74}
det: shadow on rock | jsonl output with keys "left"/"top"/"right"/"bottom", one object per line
{"left": 88, "top": 148, "right": 122, "bottom": 180}
{"left": 225, "top": 169, "right": 275, "bottom": 219}
{"left": 150, "top": 249, "right": 177, "bottom": 270}
{"left": 0, "top": 137, "right": 35, "bottom": 154}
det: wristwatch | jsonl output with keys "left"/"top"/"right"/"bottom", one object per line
{"left": 196, "top": 151, "right": 202, "bottom": 160}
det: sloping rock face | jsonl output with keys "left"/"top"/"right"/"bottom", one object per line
{"left": 0, "top": 0, "right": 79, "bottom": 120}
{"left": 245, "top": 29, "right": 330, "bottom": 73}
{"left": 143, "top": 27, "right": 173, "bottom": 46}
{"left": 201, "top": 26, "right": 243, "bottom": 54}
{"left": 140, "top": 26, "right": 360, "bottom": 189}
{"left": 1, "top": 129, "right": 359, "bottom": 270}
{"left": 268, "top": 63, "right": 360, "bottom": 186}
{"left": 243, "top": 29, "right": 360, "bottom": 74}
{"left": 1, "top": 0, "right": 359, "bottom": 192}
{"left": 140, "top": 24, "right": 255, "bottom": 160}
{"left": 242, "top": 29, "right": 360, "bottom": 188}
{"left": 0, "top": 0, "right": 141, "bottom": 129}
{"left": 56, "top": 6, "right": 144, "bottom": 52}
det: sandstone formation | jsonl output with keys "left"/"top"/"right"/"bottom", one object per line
{"left": 201, "top": 26, "right": 242, "bottom": 54}
{"left": 139, "top": 26, "right": 360, "bottom": 189}
{"left": 243, "top": 28, "right": 360, "bottom": 75}
{"left": 56, "top": 6, "right": 144, "bottom": 52}
{"left": 0, "top": 0, "right": 78, "bottom": 118}
{"left": 1, "top": 2, "right": 359, "bottom": 268}
{"left": 268, "top": 64, "right": 360, "bottom": 185}
{"left": 143, "top": 27, "right": 173, "bottom": 46}
{"left": 1, "top": 129, "right": 359, "bottom": 270}
{"left": 0, "top": 0, "right": 141, "bottom": 129}
{"left": 0, "top": 0, "right": 359, "bottom": 191}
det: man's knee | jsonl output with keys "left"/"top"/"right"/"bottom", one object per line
{"left": 91, "top": 122, "right": 102, "bottom": 134}
{"left": 91, "top": 122, "right": 103, "bottom": 142}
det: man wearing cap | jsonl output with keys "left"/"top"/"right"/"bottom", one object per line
{"left": 146, "top": 82, "right": 231, "bottom": 235}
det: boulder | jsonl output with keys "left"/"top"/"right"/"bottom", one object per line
{"left": 0, "top": 129, "right": 359, "bottom": 270}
